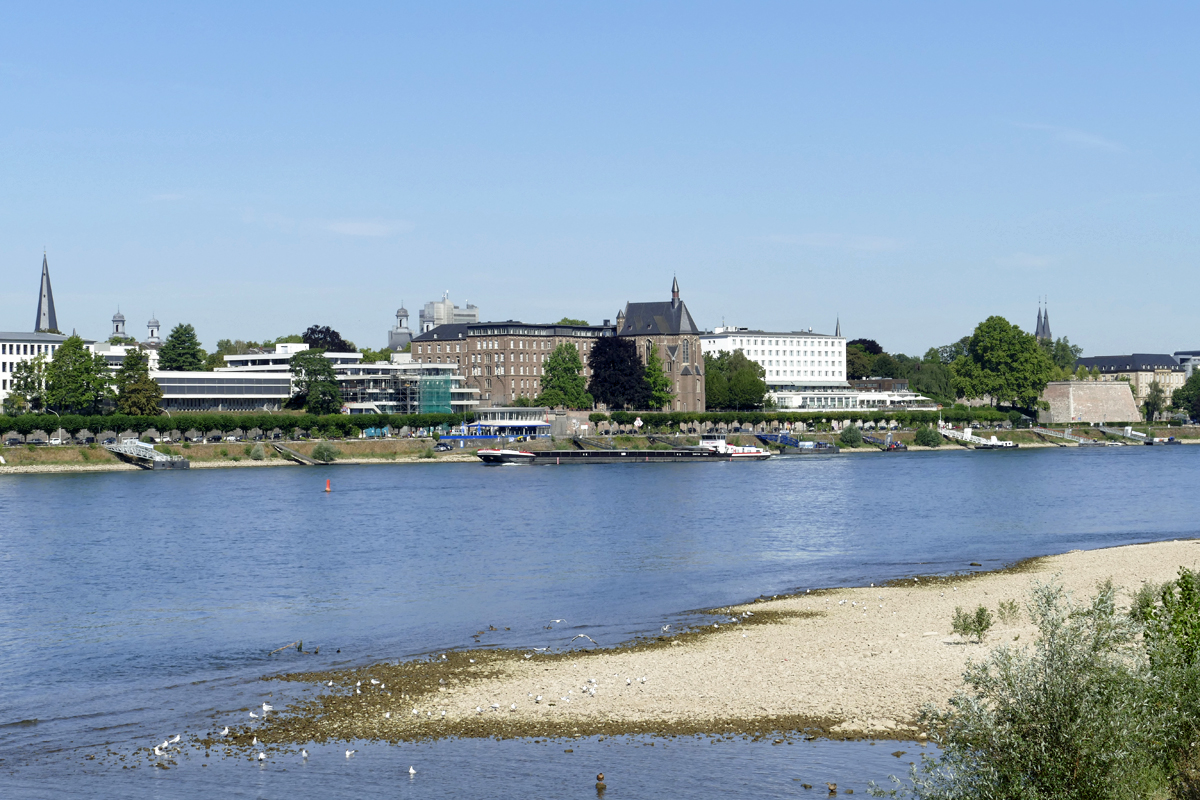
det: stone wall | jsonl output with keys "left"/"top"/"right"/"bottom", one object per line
{"left": 1039, "top": 381, "right": 1140, "bottom": 424}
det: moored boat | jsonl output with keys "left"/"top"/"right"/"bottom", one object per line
{"left": 476, "top": 435, "right": 770, "bottom": 465}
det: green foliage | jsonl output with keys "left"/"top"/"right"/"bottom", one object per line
{"left": 6, "top": 353, "right": 49, "bottom": 412}
{"left": 885, "top": 581, "right": 1166, "bottom": 799}
{"left": 704, "top": 350, "right": 767, "bottom": 410}
{"left": 872, "top": 353, "right": 902, "bottom": 379}
{"left": 1047, "top": 336, "right": 1084, "bottom": 370}
{"left": 359, "top": 347, "right": 392, "bottom": 364}
{"left": 951, "top": 605, "right": 993, "bottom": 643}
{"left": 418, "top": 446, "right": 435, "bottom": 459}
{"left": 45, "top": 336, "right": 112, "bottom": 414}
{"left": 249, "top": 443, "right": 266, "bottom": 460}
{"left": 159, "top": 324, "right": 206, "bottom": 371}
{"left": 643, "top": 343, "right": 674, "bottom": 410}
{"left": 913, "top": 425, "right": 941, "bottom": 447}
{"left": 288, "top": 350, "right": 342, "bottom": 414}
{"left": 115, "top": 348, "right": 163, "bottom": 416}
{"left": 997, "top": 599, "right": 1021, "bottom": 626}
{"left": 107, "top": 335, "right": 138, "bottom": 345}
{"left": 587, "top": 337, "right": 650, "bottom": 410}
{"left": 839, "top": 423, "right": 863, "bottom": 446}
{"left": 936, "top": 336, "right": 971, "bottom": 365}
{"left": 907, "top": 361, "right": 953, "bottom": 403}
{"left": 1130, "top": 581, "right": 1164, "bottom": 625}
{"left": 311, "top": 442, "right": 340, "bottom": 463}
{"left": 554, "top": 317, "right": 589, "bottom": 326}
{"left": 1146, "top": 567, "right": 1200, "bottom": 668}
{"left": 1171, "top": 371, "right": 1200, "bottom": 418}
{"left": 588, "top": 412, "right": 609, "bottom": 424}
{"left": 848, "top": 338, "right": 883, "bottom": 355}
{"left": 538, "top": 343, "right": 594, "bottom": 409}
{"left": 1143, "top": 380, "right": 1166, "bottom": 422}
{"left": 950, "top": 316, "right": 1054, "bottom": 410}
{"left": 846, "top": 345, "right": 874, "bottom": 379}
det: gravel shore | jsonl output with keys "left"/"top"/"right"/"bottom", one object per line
{"left": 245, "top": 539, "right": 1199, "bottom": 748}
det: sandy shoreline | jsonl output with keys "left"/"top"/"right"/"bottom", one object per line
{"left": 233, "top": 539, "right": 1200, "bottom": 750}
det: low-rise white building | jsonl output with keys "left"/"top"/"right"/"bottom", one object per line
{"left": 700, "top": 324, "right": 855, "bottom": 410}
{"left": 1, "top": 332, "right": 97, "bottom": 407}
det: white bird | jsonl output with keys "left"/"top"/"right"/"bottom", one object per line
{"left": 327, "top": 680, "right": 334, "bottom": 686}
{"left": 412, "top": 708, "right": 419, "bottom": 715}
{"left": 490, "top": 703, "right": 499, "bottom": 710}
{"left": 661, "top": 625, "right": 670, "bottom": 633}
{"left": 469, "top": 659, "right": 475, "bottom": 663}
{"left": 385, "top": 712, "right": 391, "bottom": 719}
{"left": 356, "top": 688, "right": 361, "bottom": 695}
{"left": 626, "top": 679, "right": 631, "bottom": 685}
{"left": 370, "top": 679, "right": 379, "bottom": 685}
{"left": 262, "top": 703, "right": 273, "bottom": 713}
{"left": 345, "top": 749, "right": 356, "bottom": 758}
{"left": 510, "top": 703, "right": 517, "bottom": 711}
{"left": 476, "top": 706, "right": 483, "bottom": 714}
{"left": 301, "top": 749, "right": 308, "bottom": 759}
{"left": 258, "top": 752, "right": 266, "bottom": 761}
{"left": 409, "top": 766, "right": 417, "bottom": 775}
{"left": 551, "top": 619, "right": 564, "bottom": 623}
{"left": 153, "top": 745, "right": 163, "bottom": 757}
{"left": 168, "top": 734, "right": 181, "bottom": 745}
{"left": 536, "top": 695, "right": 543, "bottom": 702}
{"left": 252, "top": 736, "right": 258, "bottom": 745}
{"left": 249, "top": 711, "right": 258, "bottom": 719}
{"left": 524, "top": 654, "right": 532, "bottom": 659}
{"left": 440, "top": 710, "right": 446, "bottom": 717}
{"left": 220, "top": 727, "right": 229, "bottom": 736}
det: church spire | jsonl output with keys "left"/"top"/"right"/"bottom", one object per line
{"left": 835, "top": 317, "right": 841, "bottom": 337}
{"left": 671, "top": 275, "right": 680, "bottom": 307}
{"left": 35, "top": 253, "right": 58, "bottom": 333}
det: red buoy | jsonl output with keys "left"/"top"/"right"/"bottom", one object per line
{"left": 325, "top": 479, "right": 331, "bottom": 493}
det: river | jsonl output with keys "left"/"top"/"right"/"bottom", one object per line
{"left": 1, "top": 445, "right": 1197, "bottom": 797}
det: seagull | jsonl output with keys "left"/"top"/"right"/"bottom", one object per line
{"left": 168, "top": 734, "right": 181, "bottom": 745}
{"left": 550, "top": 619, "right": 564, "bottom": 623}
{"left": 327, "top": 680, "right": 334, "bottom": 686}
{"left": 385, "top": 712, "right": 391, "bottom": 719}
{"left": 510, "top": 704, "right": 517, "bottom": 711}
{"left": 258, "top": 752, "right": 266, "bottom": 762}
{"left": 490, "top": 703, "right": 500, "bottom": 710}
{"left": 252, "top": 736, "right": 258, "bottom": 745}
{"left": 536, "top": 696, "right": 543, "bottom": 703}
{"left": 301, "top": 749, "right": 308, "bottom": 759}
{"left": 661, "top": 625, "right": 670, "bottom": 633}
{"left": 469, "top": 659, "right": 475, "bottom": 663}
{"left": 476, "top": 707, "right": 483, "bottom": 714}
{"left": 220, "top": 727, "right": 229, "bottom": 736}
{"left": 356, "top": 681, "right": 361, "bottom": 687}
{"left": 356, "top": 688, "right": 361, "bottom": 695}
{"left": 262, "top": 703, "right": 273, "bottom": 713}
{"left": 345, "top": 749, "right": 356, "bottom": 758}
{"left": 409, "top": 766, "right": 417, "bottom": 775}
{"left": 412, "top": 708, "right": 419, "bottom": 715}
{"left": 370, "top": 679, "right": 379, "bottom": 685}
{"left": 626, "top": 679, "right": 631, "bottom": 685}
{"left": 570, "top": 634, "right": 598, "bottom": 646}
{"left": 249, "top": 711, "right": 258, "bottom": 718}
{"left": 153, "top": 745, "right": 164, "bottom": 757}
{"left": 440, "top": 711, "right": 445, "bottom": 717}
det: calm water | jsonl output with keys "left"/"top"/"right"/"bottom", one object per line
{"left": 1, "top": 446, "right": 1198, "bottom": 797}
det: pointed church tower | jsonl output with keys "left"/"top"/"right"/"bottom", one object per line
{"left": 835, "top": 317, "right": 841, "bottom": 337}
{"left": 671, "top": 275, "right": 680, "bottom": 309}
{"left": 1035, "top": 306, "right": 1044, "bottom": 340}
{"left": 1041, "top": 305, "right": 1052, "bottom": 342}
{"left": 34, "top": 253, "right": 58, "bottom": 332}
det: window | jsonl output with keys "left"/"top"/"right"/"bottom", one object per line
{"left": 682, "top": 339, "right": 690, "bottom": 363}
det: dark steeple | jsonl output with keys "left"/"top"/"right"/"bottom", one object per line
{"left": 1041, "top": 304, "right": 1052, "bottom": 342}
{"left": 35, "top": 253, "right": 58, "bottom": 332}
{"left": 671, "top": 275, "right": 680, "bottom": 308}
{"left": 835, "top": 317, "right": 841, "bottom": 337}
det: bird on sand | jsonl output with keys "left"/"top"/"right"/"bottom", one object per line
{"left": 252, "top": 736, "right": 258, "bottom": 745}
{"left": 370, "top": 679, "right": 379, "bottom": 685}
{"left": 220, "top": 727, "right": 229, "bottom": 736}
{"left": 262, "top": 703, "right": 273, "bottom": 714}
{"left": 249, "top": 711, "right": 258, "bottom": 718}
{"left": 385, "top": 712, "right": 391, "bottom": 719}
{"left": 551, "top": 619, "right": 564, "bottom": 623}
{"left": 327, "top": 680, "right": 334, "bottom": 686}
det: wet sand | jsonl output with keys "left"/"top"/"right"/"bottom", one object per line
{"left": 238, "top": 539, "right": 1199, "bottom": 749}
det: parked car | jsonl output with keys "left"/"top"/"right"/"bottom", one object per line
{"left": 4, "top": 437, "right": 22, "bottom": 447}
{"left": 101, "top": 437, "right": 117, "bottom": 445}
{"left": 49, "top": 437, "right": 62, "bottom": 445}
{"left": 434, "top": 442, "right": 453, "bottom": 452}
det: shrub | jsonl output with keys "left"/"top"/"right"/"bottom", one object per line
{"left": 249, "top": 443, "right": 266, "bottom": 461}
{"left": 839, "top": 424, "right": 863, "bottom": 447}
{"left": 181, "top": 441, "right": 191, "bottom": 449}
{"left": 311, "top": 443, "right": 340, "bottom": 463}
{"left": 877, "top": 581, "right": 1167, "bottom": 799}
{"left": 997, "top": 599, "right": 1020, "bottom": 626}
{"left": 243, "top": 444, "right": 253, "bottom": 457}
{"left": 951, "top": 605, "right": 993, "bottom": 643}
{"left": 419, "top": 447, "right": 435, "bottom": 459}
{"left": 914, "top": 425, "right": 942, "bottom": 448}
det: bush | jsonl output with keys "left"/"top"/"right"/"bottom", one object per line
{"left": 839, "top": 424, "right": 863, "bottom": 447}
{"left": 997, "top": 599, "right": 1020, "bottom": 626}
{"left": 951, "top": 605, "right": 993, "bottom": 643}
{"left": 914, "top": 425, "right": 942, "bottom": 448}
{"left": 878, "top": 581, "right": 1167, "bottom": 799}
{"left": 249, "top": 443, "right": 266, "bottom": 461}
{"left": 419, "top": 447, "right": 435, "bottom": 459}
{"left": 311, "top": 443, "right": 340, "bottom": 463}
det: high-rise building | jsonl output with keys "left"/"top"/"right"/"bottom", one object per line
{"left": 418, "top": 293, "right": 478, "bottom": 333}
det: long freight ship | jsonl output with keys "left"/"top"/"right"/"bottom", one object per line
{"left": 477, "top": 434, "right": 770, "bottom": 465}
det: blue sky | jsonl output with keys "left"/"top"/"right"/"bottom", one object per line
{"left": 2, "top": 2, "right": 1196, "bottom": 356}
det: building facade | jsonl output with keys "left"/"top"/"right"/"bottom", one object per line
{"left": 1175, "top": 350, "right": 1200, "bottom": 379}
{"left": 411, "top": 321, "right": 614, "bottom": 405}
{"left": 701, "top": 320, "right": 849, "bottom": 410}
{"left": 387, "top": 306, "right": 413, "bottom": 350}
{"left": 1074, "top": 354, "right": 1186, "bottom": 407}
{"left": 613, "top": 278, "right": 705, "bottom": 412}
{"left": 418, "top": 293, "right": 479, "bottom": 333}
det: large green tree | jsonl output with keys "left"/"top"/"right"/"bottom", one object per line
{"left": 1171, "top": 371, "right": 1200, "bottom": 419}
{"left": 302, "top": 325, "right": 353, "bottom": 352}
{"left": 537, "top": 343, "right": 593, "bottom": 409}
{"left": 704, "top": 350, "right": 766, "bottom": 410}
{"left": 554, "top": 317, "right": 589, "bottom": 326}
{"left": 114, "top": 349, "right": 163, "bottom": 415}
{"left": 288, "top": 350, "right": 342, "bottom": 414}
{"left": 159, "top": 323, "right": 206, "bottom": 371}
{"left": 846, "top": 345, "right": 874, "bottom": 379}
{"left": 45, "top": 335, "right": 112, "bottom": 414}
{"left": 907, "top": 360, "right": 953, "bottom": 402}
{"left": 4, "top": 353, "right": 48, "bottom": 413}
{"left": 644, "top": 343, "right": 674, "bottom": 410}
{"left": 587, "top": 337, "right": 650, "bottom": 410}
{"left": 1143, "top": 380, "right": 1166, "bottom": 423}
{"left": 1044, "top": 336, "right": 1084, "bottom": 370}
{"left": 950, "top": 316, "right": 1055, "bottom": 410}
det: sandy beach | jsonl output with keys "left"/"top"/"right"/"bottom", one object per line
{"left": 242, "top": 539, "right": 1200, "bottom": 749}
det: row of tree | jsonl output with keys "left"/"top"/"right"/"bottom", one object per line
{"left": 0, "top": 411, "right": 469, "bottom": 437}
{"left": 3, "top": 336, "right": 163, "bottom": 416}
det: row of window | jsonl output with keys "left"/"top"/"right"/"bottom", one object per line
{"left": 1, "top": 343, "right": 57, "bottom": 356}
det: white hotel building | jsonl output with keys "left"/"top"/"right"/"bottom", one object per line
{"left": 700, "top": 323, "right": 858, "bottom": 410}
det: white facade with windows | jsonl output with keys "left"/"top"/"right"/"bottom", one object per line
{"left": 0, "top": 332, "right": 96, "bottom": 407}
{"left": 700, "top": 326, "right": 857, "bottom": 410}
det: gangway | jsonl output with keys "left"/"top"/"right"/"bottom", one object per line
{"left": 756, "top": 432, "right": 802, "bottom": 449}
{"left": 937, "top": 423, "right": 1018, "bottom": 449}
{"left": 1099, "top": 426, "right": 1147, "bottom": 443}
{"left": 573, "top": 436, "right": 615, "bottom": 450}
{"left": 862, "top": 433, "right": 907, "bottom": 451}
{"left": 1032, "top": 426, "right": 1114, "bottom": 446}
{"left": 104, "top": 440, "right": 190, "bottom": 469}
{"left": 273, "top": 443, "right": 318, "bottom": 465}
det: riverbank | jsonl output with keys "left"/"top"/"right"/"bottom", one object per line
{"left": 229, "top": 539, "right": 1200, "bottom": 750}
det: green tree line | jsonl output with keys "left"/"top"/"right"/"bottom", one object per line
{"left": 0, "top": 411, "right": 472, "bottom": 437}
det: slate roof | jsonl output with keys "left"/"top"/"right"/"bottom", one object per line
{"left": 616, "top": 300, "right": 699, "bottom": 337}
{"left": 411, "top": 323, "right": 471, "bottom": 342}
{"left": 1075, "top": 354, "right": 1181, "bottom": 372}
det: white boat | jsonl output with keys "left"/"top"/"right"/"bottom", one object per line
{"left": 477, "top": 448, "right": 537, "bottom": 464}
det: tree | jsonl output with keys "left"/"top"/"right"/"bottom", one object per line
{"left": 159, "top": 323, "right": 206, "bottom": 371}
{"left": 1047, "top": 336, "right": 1084, "bottom": 371}
{"left": 44, "top": 335, "right": 112, "bottom": 414}
{"left": 289, "top": 350, "right": 342, "bottom": 414}
{"left": 587, "top": 337, "right": 650, "bottom": 410}
{"left": 846, "top": 345, "right": 874, "bottom": 379}
{"left": 1143, "top": 380, "right": 1166, "bottom": 423}
{"left": 937, "top": 336, "right": 972, "bottom": 364}
{"left": 872, "top": 353, "right": 902, "bottom": 379}
{"left": 914, "top": 425, "right": 941, "bottom": 447}
{"left": 115, "top": 349, "right": 163, "bottom": 415}
{"left": 839, "top": 423, "right": 863, "bottom": 447}
{"left": 303, "top": 325, "right": 353, "bottom": 352}
{"left": 923, "top": 347, "right": 941, "bottom": 364}
{"left": 359, "top": 347, "right": 392, "bottom": 364}
{"left": 108, "top": 335, "right": 138, "bottom": 346}
{"left": 848, "top": 338, "right": 883, "bottom": 356}
{"left": 537, "top": 343, "right": 593, "bottom": 409}
{"left": 644, "top": 343, "right": 674, "bottom": 410}
{"left": 908, "top": 361, "right": 953, "bottom": 402}
{"left": 5, "top": 353, "right": 48, "bottom": 413}
{"left": 1171, "top": 372, "right": 1200, "bottom": 419}
{"left": 704, "top": 350, "right": 766, "bottom": 410}
{"left": 950, "top": 316, "right": 1054, "bottom": 411}
{"left": 554, "top": 317, "right": 589, "bottom": 326}
{"left": 704, "top": 354, "right": 730, "bottom": 409}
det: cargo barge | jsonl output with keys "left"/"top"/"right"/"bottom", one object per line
{"left": 477, "top": 434, "right": 770, "bottom": 465}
